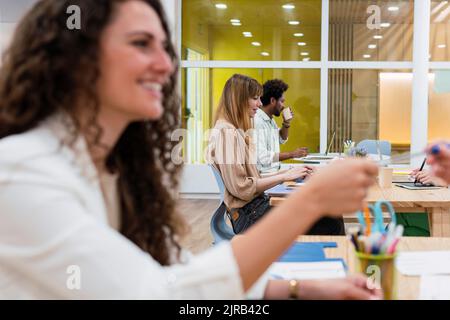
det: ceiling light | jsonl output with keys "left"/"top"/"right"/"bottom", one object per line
{"left": 368, "top": 44, "right": 377, "bottom": 49}
{"left": 251, "top": 42, "right": 261, "bottom": 46}
{"left": 438, "top": 44, "right": 447, "bottom": 49}
{"left": 294, "top": 33, "right": 304, "bottom": 37}
{"left": 303, "top": 58, "right": 310, "bottom": 61}
{"left": 374, "top": 35, "right": 383, "bottom": 40}
{"left": 282, "top": 4, "right": 295, "bottom": 9}
{"left": 380, "top": 22, "right": 391, "bottom": 28}
{"left": 388, "top": 6, "right": 399, "bottom": 12}
{"left": 231, "top": 22, "right": 241, "bottom": 26}
{"left": 215, "top": 3, "right": 227, "bottom": 9}
{"left": 363, "top": 54, "right": 371, "bottom": 59}
{"left": 261, "top": 52, "right": 270, "bottom": 56}
{"left": 297, "top": 42, "right": 306, "bottom": 46}
{"left": 300, "top": 52, "right": 309, "bottom": 56}
{"left": 243, "top": 32, "right": 252, "bottom": 37}
{"left": 230, "top": 19, "right": 240, "bottom": 23}
{"left": 289, "top": 21, "right": 300, "bottom": 25}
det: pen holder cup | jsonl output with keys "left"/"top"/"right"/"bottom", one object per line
{"left": 355, "top": 252, "right": 397, "bottom": 300}
{"left": 343, "top": 146, "right": 351, "bottom": 156}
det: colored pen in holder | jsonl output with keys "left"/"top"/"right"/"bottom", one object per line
{"left": 349, "top": 201, "right": 403, "bottom": 300}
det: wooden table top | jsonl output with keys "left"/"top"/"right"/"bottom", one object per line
{"left": 271, "top": 184, "right": 450, "bottom": 208}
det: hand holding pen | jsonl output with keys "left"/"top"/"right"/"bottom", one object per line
{"left": 413, "top": 158, "right": 426, "bottom": 185}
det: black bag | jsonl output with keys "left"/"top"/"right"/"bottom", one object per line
{"left": 227, "top": 194, "right": 271, "bottom": 234}
{"left": 227, "top": 194, "right": 345, "bottom": 235}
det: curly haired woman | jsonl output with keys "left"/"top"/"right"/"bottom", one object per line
{"left": 0, "top": 0, "right": 380, "bottom": 299}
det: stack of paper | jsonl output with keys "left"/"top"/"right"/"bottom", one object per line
{"left": 269, "top": 261, "right": 346, "bottom": 280}
{"left": 420, "top": 275, "right": 450, "bottom": 300}
{"left": 396, "top": 251, "right": 450, "bottom": 276}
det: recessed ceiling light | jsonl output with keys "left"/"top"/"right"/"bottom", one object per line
{"left": 297, "top": 42, "right": 307, "bottom": 46}
{"left": 243, "top": 32, "right": 252, "bottom": 37}
{"left": 380, "top": 22, "right": 391, "bottom": 28}
{"left": 388, "top": 6, "right": 399, "bottom": 11}
{"left": 230, "top": 19, "right": 240, "bottom": 23}
{"left": 374, "top": 35, "right": 383, "bottom": 40}
{"left": 251, "top": 42, "right": 261, "bottom": 46}
{"left": 289, "top": 21, "right": 300, "bottom": 25}
{"left": 215, "top": 3, "right": 227, "bottom": 9}
{"left": 261, "top": 52, "right": 270, "bottom": 56}
{"left": 294, "top": 33, "right": 304, "bottom": 37}
{"left": 363, "top": 54, "right": 371, "bottom": 59}
{"left": 231, "top": 22, "right": 241, "bottom": 26}
{"left": 368, "top": 44, "right": 377, "bottom": 49}
{"left": 282, "top": 4, "right": 295, "bottom": 10}
{"left": 438, "top": 44, "right": 447, "bottom": 49}
{"left": 300, "top": 52, "right": 309, "bottom": 56}
{"left": 303, "top": 58, "right": 310, "bottom": 61}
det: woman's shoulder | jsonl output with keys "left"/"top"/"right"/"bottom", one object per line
{"left": 0, "top": 114, "right": 92, "bottom": 185}
{"left": 213, "top": 119, "right": 236, "bottom": 130}
{"left": 0, "top": 121, "right": 61, "bottom": 166}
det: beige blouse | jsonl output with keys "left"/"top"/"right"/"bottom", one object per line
{"left": 207, "top": 119, "right": 261, "bottom": 210}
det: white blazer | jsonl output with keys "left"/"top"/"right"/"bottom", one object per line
{"left": 0, "top": 114, "right": 268, "bottom": 299}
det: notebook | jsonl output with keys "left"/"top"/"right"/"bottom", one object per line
{"left": 395, "top": 182, "right": 443, "bottom": 190}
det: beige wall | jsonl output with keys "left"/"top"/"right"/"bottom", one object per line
{"left": 379, "top": 72, "right": 450, "bottom": 144}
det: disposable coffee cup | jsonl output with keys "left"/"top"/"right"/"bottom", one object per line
{"left": 379, "top": 167, "right": 393, "bottom": 188}
{"left": 282, "top": 107, "right": 293, "bottom": 121}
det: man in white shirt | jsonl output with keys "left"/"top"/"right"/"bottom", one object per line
{"left": 254, "top": 79, "right": 309, "bottom": 174}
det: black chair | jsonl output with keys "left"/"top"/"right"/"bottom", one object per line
{"left": 209, "top": 165, "right": 235, "bottom": 243}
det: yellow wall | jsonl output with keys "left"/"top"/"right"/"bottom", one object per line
{"left": 181, "top": 2, "right": 209, "bottom": 58}
{"left": 379, "top": 73, "right": 412, "bottom": 144}
{"left": 210, "top": 68, "right": 321, "bottom": 153}
{"left": 379, "top": 72, "right": 450, "bottom": 144}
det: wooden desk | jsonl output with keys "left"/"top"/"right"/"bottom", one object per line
{"left": 271, "top": 184, "right": 450, "bottom": 237}
{"left": 299, "top": 235, "right": 450, "bottom": 300}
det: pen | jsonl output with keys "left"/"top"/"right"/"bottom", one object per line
{"left": 414, "top": 157, "right": 427, "bottom": 185}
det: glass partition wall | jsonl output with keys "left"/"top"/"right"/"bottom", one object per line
{"left": 180, "top": 0, "right": 449, "bottom": 165}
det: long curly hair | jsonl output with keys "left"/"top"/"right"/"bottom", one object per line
{"left": 0, "top": 0, "right": 185, "bottom": 265}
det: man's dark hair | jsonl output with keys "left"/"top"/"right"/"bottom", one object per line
{"left": 261, "top": 79, "right": 289, "bottom": 106}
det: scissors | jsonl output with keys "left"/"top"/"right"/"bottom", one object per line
{"left": 357, "top": 200, "right": 397, "bottom": 235}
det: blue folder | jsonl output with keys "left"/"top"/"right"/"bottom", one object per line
{"left": 277, "top": 242, "right": 347, "bottom": 269}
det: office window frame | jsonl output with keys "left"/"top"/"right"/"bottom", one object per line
{"left": 178, "top": 0, "right": 450, "bottom": 167}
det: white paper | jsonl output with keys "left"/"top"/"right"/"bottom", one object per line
{"left": 268, "top": 261, "right": 346, "bottom": 280}
{"left": 420, "top": 275, "right": 450, "bottom": 300}
{"left": 396, "top": 251, "right": 450, "bottom": 276}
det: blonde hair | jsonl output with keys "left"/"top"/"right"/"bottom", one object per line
{"left": 214, "top": 74, "right": 263, "bottom": 132}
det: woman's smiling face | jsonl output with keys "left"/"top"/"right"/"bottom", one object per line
{"left": 96, "top": 0, "right": 174, "bottom": 124}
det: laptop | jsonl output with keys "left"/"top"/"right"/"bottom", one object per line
{"left": 300, "top": 131, "right": 337, "bottom": 162}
